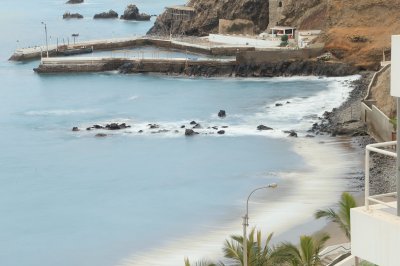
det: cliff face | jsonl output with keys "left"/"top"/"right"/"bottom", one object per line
{"left": 277, "top": 0, "right": 400, "bottom": 69}
{"left": 149, "top": 0, "right": 400, "bottom": 69}
{"left": 148, "top": 0, "right": 269, "bottom": 36}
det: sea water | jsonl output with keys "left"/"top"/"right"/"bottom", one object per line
{"left": 0, "top": 1, "right": 360, "bottom": 266}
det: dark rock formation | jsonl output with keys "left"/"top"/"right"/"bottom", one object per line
{"left": 217, "top": 130, "right": 225, "bottom": 134}
{"left": 148, "top": 0, "right": 269, "bottom": 36}
{"left": 275, "top": 103, "right": 283, "bottom": 107}
{"left": 94, "top": 10, "right": 118, "bottom": 19}
{"left": 218, "top": 110, "right": 226, "bottom": 118}
{"left": 66, "top": 0, "right": 83, "bottom": 4}
{"left": 190, "top": 121, "right": 197, "bottom": 125}
{"left": 180, "top": 125, "right": 186, "bottom": 128}
{"left": 120, "top": 4, "right": 150, "bottom": 21}
{"left": 72, "top": 127, "right": 79, "bottom": 131}
{"left": 118, "top": 63, "right": 134, "bottom": 74}
{"left": 192, "top": 123, "right": 201, "bottom": 129}
{"left": 95, "top": 133, "right": 107, "bottom": 137}
{"left": 257, "top": 125, "right": 273, "bottom": 131}
{"left": 148, "top": 124, "right": 159, "bottom": 129}
{"left": 185, "top": 129, "right": 198, "bottom": 136}
{"left": 287, "top": 130, "right": 298, "bottom": 137}
{"left": 63, "top": 12, "right": 83, "bottom": 19}
{"left": 305, "top": 134, "right": 315, "bottom": 138}
{"left": 221, "top": 126, "right": 228, "bottom": 128}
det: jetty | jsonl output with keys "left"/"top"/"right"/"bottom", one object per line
{"left": 9, "top": 36, "right": 256, "bottom": 62}
{"left": 33, "top": 57, "right": 237, "bottom": 74}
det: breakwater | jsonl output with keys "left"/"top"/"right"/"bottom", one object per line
{"left": 34, "top": 56, "right": 358, "bottom": 77}
{"left": 33, "top": 57, "right": 237, "bottom": 75}
{"left": 9, "top": 36, "right": 255, "bottom": 61}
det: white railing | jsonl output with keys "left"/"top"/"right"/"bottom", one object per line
{"left": 365, "top": 141, "right": 397, "bottom": 210}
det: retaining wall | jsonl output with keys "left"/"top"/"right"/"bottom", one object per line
{"left": 361, "top": 102, "right": 394, "bottom": 142}
{"left": 236, "top": 47, "right": 324, "bottom": 64}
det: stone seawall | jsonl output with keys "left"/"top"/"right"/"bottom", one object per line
{"left": 34, "top": 57, "right": 358, "bottom": 77}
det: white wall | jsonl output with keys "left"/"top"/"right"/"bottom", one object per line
{"left": 391, "top": 35, "right": 400, "bottom": 97}
{"left": 351, "top": 204, "right": 400, "bottom": 266}
{"left": 208, "top": 34, "right": 280, "bottom": 48}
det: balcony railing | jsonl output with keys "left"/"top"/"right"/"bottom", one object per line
{"left": 365, "top": 141, "right": 397, "bottom": 210}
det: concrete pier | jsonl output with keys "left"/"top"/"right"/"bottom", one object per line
{"left": 10, "top": 36, "right": 256, "bottom": 61}
{"left": 34, "top": 57, "right": 237, "bottom": 74}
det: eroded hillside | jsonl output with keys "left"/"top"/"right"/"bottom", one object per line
{"left": 148, "top": 0, "right": 269, "bottom": 36}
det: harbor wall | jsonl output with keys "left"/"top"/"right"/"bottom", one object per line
{"left": 236, "top": 47, "right": 324, "bottom": 64}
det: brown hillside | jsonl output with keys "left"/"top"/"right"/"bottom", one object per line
{"left": 279, "top": 0, "right": 400, "bottom": 69}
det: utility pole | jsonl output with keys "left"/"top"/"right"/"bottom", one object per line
{"left": 41, "top": 22, "right": 49, "bottom": 57}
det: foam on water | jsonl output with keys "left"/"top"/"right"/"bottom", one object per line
{"left": 74, "top": 75, "right": 359, "bottom": 139}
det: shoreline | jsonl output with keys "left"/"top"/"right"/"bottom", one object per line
{"left": 117, "top": 135, "right": 364, "bottom": 266}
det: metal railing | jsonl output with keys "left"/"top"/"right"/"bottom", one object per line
{"left": 365, "top": 141, "right": 397, "bottom": 210}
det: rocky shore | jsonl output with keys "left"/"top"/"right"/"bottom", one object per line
{"left": 311, "top": 72, "right": 396, "bottom": 195}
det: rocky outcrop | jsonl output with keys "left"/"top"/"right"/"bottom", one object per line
{"left": 257, "top": 125, "right": 273, "bottom": 130}
{"left": 93, "top": 10, "right": 118, "bottom": 19}
{"left": 66, "top": 0, "right": 83, "bottom": 4}
{"left": 148, "top": 0, "right": 269, "bottom": 36}
{"left": 185, "top": 129, "right": 198, "bottom": 136}
{"left": 218, "top": 110, "right": 226, "bottom": 118}
{"left": 120, "top": 4, "right": 150, "bottom": 21}
{"left": 63, "top": 12, "right": 83, "bottom": 19}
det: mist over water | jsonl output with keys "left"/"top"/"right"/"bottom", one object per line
{"left": 0, "top": 1, "right": 360, "bottom": 266}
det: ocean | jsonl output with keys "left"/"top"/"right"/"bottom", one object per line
{"left": 0, "top": 1, "right": 361, "bottom": 265}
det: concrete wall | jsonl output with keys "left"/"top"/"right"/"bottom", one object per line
{"left": 361, "top": 102, "right": 394, "bottom": 142}
{"left": 351, "top": 204, "right": 400, "bottom": 266}
{"left": 236, "top": 47, "right": 324, "bottom": 64}
{"left": 209, "top": 34, "right": 280, "bottom": 48}
{"left": 219, "top": 19, "right": 254, "bottom": 35}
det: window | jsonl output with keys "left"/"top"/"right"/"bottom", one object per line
{"left": 278, "top": 1, "right": 282, "bottom": 7}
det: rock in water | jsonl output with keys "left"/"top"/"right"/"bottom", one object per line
{"left": 217, "top": 130, "right": 225, "bottom": 135}
{"left": 72, "top": 127, "right": 80, "bottom": 131}
{"left": 95, "top": 133, "right": 107, "bottom": 137}
{"left": 185, "top": 129, "right": 198, "bottom": 136}
{"left": 66, "top": 0, "right": 83, "bottom": 4}
{"left": 190, "top": 121, "right": 197, "bottom": 125}
{"left": 257, "top": 125, "right": 273, "bottom": 131}
{"left": 288, "top": 131, "right": 298, "bottom": 137}
{"left": 93, "top": 10, "right": 118, "bottom": 19}
{"left": 63, "top": 12, "right": 83, "bottom": 19}
{"left": 192, "top": 123, "right": 201, "bottom": 129}
{"left": 120, "top": 4, "right": 150, "bottom": 21}
{"left": 218, "top": 110, "right": 226, "bottom": 118}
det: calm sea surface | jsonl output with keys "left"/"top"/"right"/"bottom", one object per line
{"left": 0, "top": 1, "right": 359, "bottom": 266}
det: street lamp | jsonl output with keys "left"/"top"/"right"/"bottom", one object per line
{"left": 41, "top": 22, "right": 49, "bottom": 57}
{"left": 243, "top": 183, "right": 278, "bottom": 266}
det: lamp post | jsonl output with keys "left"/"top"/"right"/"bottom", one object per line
{"left": 41, "top": 22, "right": 49, "bottom": 57}
{"left": 243, "top": 183, "right": 278, "bottom": 266}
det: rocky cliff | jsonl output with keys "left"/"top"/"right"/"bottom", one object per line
{"left": 149, "top": 0, "right": 400, "bottom": 69}
{"left": 277, "top": 0, "right": 400, "bottom": 69}
{"left": 148, "top": 0, "right": 269, "bottom": 36}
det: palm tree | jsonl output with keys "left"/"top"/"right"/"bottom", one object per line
{"left": 275, "top": 233, "right": 330, "bottom": 266}
{"left": 314, "top": 192, "right": 356, "bottom": 240}
{"left": 223, "top": 228, "right": 280, "bottom": 266}
{"left": 184, "top": 258, "right": 222, "bottom": 266}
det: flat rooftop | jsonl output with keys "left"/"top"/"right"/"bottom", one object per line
{"left": 271, "top": 26, "right": 296, "bottom": 30}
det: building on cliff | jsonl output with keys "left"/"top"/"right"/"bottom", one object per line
{"left": 165, "top": 5, "right": 195, "bottom": 21}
